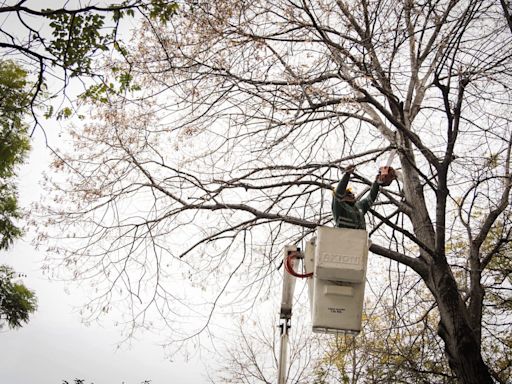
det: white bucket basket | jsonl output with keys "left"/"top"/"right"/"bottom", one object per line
{"left": 305, "top": 227, "right": 369, "bottom": 334}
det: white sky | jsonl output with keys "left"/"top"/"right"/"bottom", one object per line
{"left": 0, "top": 132, "right": 210, "bottom": 384}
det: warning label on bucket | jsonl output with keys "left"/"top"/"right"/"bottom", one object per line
{"left": 328, "top": 307, "right": 346, "bottom": 314}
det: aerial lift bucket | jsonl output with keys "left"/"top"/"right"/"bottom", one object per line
{"left": 277, "top": 227, "right": 369, "bottom": 383}
{"left": 304, "top": 226, "right": 369, "bottom": 334}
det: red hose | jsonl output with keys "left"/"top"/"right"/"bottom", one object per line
{"left": 285, "top": 251, "right": 313, "bottom": 278}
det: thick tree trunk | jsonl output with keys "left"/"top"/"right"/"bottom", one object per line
{"left": 429, "top": 258, "right": 493, "bottom": 384}
{"left": 399, "top": 148, "right": 492, "bottom": 383}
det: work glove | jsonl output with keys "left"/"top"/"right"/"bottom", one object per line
{"left": 376, "top": 166, "right": 396, "bottom": 186}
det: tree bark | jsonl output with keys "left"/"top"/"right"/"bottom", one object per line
{"left": 427, "top": 258, "right": 493, "bottom": 384}
{"left": 398, "top": 134, "right": 493, "bottom": 383}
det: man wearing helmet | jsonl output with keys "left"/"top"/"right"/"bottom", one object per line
{"left": 332, "top": 165, "right": 394, "bottom": 229}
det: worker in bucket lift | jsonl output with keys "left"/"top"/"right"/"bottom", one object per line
{"left": 332, "top": 164, "right": 395, "bottom": 230}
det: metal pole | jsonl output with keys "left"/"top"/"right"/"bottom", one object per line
{"left": 277, "top": 245, "right": 299, "bottom": 384}
{"left": 278, "top": 318, "right": 290, "bottom": 384}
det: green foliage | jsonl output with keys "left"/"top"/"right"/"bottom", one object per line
{"left": 0, "top": 194, "right": 23, "bottom": 250}
{"left": 79, "top": 83, "right": 110, "bottom": 103}
{"left": 113, "top": 0, "right": 178, "bottom": 24}
{"left": 79, "top": 71, "right": 141, "bottom": 103}
{"left": 147, "top": 0, "right": 179, "bottom": 25}
{"left": 0, "top": 60, "right": 31, "bottom": 250}
{"left": 46, "top": 11, "right": 110, "bottom": 77}
{"left": 0, "top": 60, "right": 37, "bottom": 330}
{"left": 56, "top": 107, "right": 73, "bottom": 121}
{"left": 25, "top": 2, "right": 179, "bottom": 105}
{"left": 45, "top": 2, "right": 178, "bottom": 78}
{"left": 0, "top": 265, "right": 37, "bottom": 329}
{"left": 0, "top": 61, "right": 31, "bottom": 177}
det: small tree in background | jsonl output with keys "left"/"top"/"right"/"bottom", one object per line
{"left": 0, "top": 60, "right": 37, "bottom": 329}
{"left": 0, "top": 265, "right": 36, "bottom": 328}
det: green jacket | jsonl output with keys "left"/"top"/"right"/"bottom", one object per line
{"left": 332, "top": 172, "right": 380, "bottom": 229}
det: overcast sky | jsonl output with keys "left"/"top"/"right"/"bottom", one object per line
{"left": 0, "top": 133, "right": 210, "bottom": 384}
